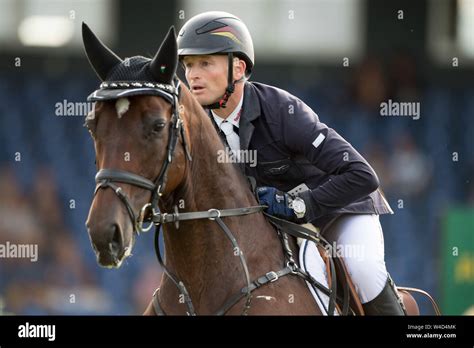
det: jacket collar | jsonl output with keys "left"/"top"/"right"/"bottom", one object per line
{"left": 205, "top": 82, "right": 261, "bottom": 174}
{"left": 239, "top": 82, "right": 261, "bottom": 152}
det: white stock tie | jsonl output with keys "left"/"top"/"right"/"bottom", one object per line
{"left": 220, "top": 121, "right": 240, "bottom": 159}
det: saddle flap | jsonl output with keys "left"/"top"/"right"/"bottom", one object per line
{"left": 316, "top": 244, "right": 365, "bottom": 316}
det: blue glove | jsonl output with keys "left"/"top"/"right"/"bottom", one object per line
{"left": 257, "top": 186, "right": 294, "bottom": 220}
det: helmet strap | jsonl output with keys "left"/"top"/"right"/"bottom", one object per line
{"left": 204, "top": 53, "right": 239, "bottom": 110}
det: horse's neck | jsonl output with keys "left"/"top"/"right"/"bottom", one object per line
{"left": 162, "top": 116, "right": 254, "bottom": 212}
{"left": 159, "top": 117, "right": 273, "bottom": 311}
{"left": 162, "top": 123, "right": 255, "bottom": 260}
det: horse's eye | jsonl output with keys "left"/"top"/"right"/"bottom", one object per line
{"left": 153, "top": 121, "right": 166, "bottom": 132}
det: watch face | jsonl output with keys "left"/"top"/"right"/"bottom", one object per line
{"left": 293, "top": 199, "right": 305, "bottom": 213}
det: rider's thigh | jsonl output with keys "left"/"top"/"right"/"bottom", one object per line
{"left": 323, "top": 214, "right": 388, "bottom": 303}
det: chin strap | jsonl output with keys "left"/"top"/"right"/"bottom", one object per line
{"left": 204, "top": 53, "right": 240, "bottom": 109}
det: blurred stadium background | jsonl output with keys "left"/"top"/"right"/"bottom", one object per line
{"left": 0, "top": 0, "right": 473, "bottom": 315}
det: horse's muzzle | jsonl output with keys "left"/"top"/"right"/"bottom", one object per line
{"left": 87, "top": 221, "right": 127, "bottom": 268}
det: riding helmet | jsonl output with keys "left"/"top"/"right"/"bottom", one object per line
{"left": 177, "top": 11, "right": 255, "bottom": 77}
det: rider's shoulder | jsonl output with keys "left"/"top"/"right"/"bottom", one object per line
{"left": 247, "top": 81, "right": 298, "bottom": 103}
{"left": 246, "top": 81, "right": 315, "bottom": 120}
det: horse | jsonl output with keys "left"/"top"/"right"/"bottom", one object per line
{"left": 81, "top": 22, "right": 439, "bottom": 316}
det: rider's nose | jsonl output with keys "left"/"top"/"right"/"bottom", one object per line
{"left": 187, "top": 68, "right": 199, "bottom": 82}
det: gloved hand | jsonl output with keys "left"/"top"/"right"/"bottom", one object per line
{"left": 256, "top": 186, "right": 294, "bottom": 220}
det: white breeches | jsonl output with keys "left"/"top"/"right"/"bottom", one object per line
{"left": 323, "top": 214, "right": 388, "bottom": 303}
{"left": 300, "top": 214, "right": 389, "bottom": 309}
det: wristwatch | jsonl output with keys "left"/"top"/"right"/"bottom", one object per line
{"left": 290, "top": 197, "right": 306, "bottom": 219}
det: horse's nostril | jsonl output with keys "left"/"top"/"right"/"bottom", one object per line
{"left": 110, "top": 224, "right": 123, "bottom": 255}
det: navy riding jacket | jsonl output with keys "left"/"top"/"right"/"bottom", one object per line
{"left": 211, "top": 81, "right": 393, "bottom": 229}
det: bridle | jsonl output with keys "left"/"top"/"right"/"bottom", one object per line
{"left": 89, "top": 77, "right": 342, "bottom": 316}
{"left": 89, "top": 77, "right": 262, "bottom": 315}
{"left": 93, "top": 78, "right": 191, "bottom": 234}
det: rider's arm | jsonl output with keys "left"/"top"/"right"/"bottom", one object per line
{"left": 280, "top": 97, "right": 379, "bottom": 222}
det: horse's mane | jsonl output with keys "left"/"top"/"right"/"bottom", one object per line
{"left": 177, "top": 79, "right": 256, "bottom": 199}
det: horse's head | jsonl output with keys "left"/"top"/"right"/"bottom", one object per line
{"left": 82, "top": 23, "right": 191, "bottom": 268}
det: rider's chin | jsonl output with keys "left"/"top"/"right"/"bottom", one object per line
{"left": 195, "top": 93, "right": 209, "bottom": 104}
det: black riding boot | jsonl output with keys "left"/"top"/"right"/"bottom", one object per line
{"left": 362, "top": 275, "right": 406, "bottom": 315}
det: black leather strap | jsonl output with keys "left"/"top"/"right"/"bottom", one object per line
{"left": 214, "top": 216, "right": 252, "bottom": 315}
{"left": 215, "top": 266, "right": 294, "bottom": 316}
{"left": 263, "top": 213, "right": 321, "bottom": 243}
{"left": 152, "top": 288, "right": 166, "bottom": 315}
{"left": 151, "top": 205, "right": 265, "bottom": 224}
{"left": 94, "top": 180, "right": 137, "bottom": 229}
{"left": 154, "top": 224, "right": 196, "bottom": 315}
{"left": 96, "top": 168, "right": 156, "bottom": 191}
{"left": 263, "top": 213, "right": 340, "bottom": 316}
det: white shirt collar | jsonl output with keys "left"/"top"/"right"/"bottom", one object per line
{"left": 211, "top": 93, "right": 244, "bottom": 128}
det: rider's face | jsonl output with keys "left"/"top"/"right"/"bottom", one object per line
{"left": 183, "top": 55, "right": 228, "bottom": 106}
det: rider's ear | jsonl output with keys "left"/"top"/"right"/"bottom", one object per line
{"left": 233, "top": 58, "right": 246, "bottom": 82}
{"left": 82, "top": 22, "right": 122, "bottom": 81}
{"left": 149, "top": 26, "right": 178, "bottom": 84}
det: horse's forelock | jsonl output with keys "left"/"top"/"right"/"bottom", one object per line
{"left": 85, "top": 98, "right": 131, "bottom": 121}
{"left": 116, "top": 98, "right": 130, "bottom": 119}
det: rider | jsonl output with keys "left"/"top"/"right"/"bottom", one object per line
{"left": 177, "top": 11, "right": 405, "bottom": 315}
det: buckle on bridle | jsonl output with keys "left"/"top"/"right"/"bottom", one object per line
{"left": 137, "top": 203, "right": 155, "bottom": 233}
{"left": 207, "top": 208, "right": 221, "bottom": 221}
{"left": 286, "top": 261, "right": 298, "bottom": 274}
{"left": 156, "top": 185, "right": 163, "bottom": 197}
{"left": 265, "top": 271, "right": 279, "bottom": 283}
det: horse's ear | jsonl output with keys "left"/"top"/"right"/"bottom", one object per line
{"left": 149, "top": 26, "right": 178, "bottom": 83}
{"left": 82, "top": 22, "right": 122, "bottom": 81}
